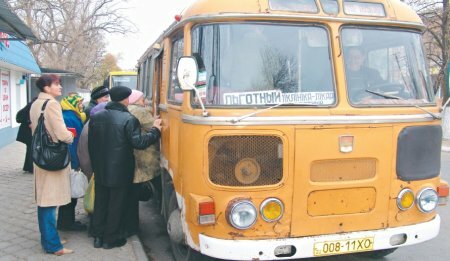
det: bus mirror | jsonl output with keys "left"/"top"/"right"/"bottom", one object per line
{"left": 177, "top": 56, "right": 198, "bottom": 91}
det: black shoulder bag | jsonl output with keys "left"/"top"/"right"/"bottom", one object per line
{"left": 32, "top": 100, "right": 70, "bottom": 171}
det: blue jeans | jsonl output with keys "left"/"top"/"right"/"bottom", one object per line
{"left": 37, "top": 206, "right": 63, "bottom": 253}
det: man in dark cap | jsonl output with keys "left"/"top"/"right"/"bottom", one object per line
{"left": 84, "top": 85, "right": 110, "bottom": 121}
{"left": 88, "top": 86, "right": 162, "bottom": 249}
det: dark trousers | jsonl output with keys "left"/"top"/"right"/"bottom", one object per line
{"left": 92, "top": 183, "right": 129, "bottom": 244}
{"left": 57, "top": 198, "right": 78, "bottom": 228}
{"left": 125, "top": 183, "right": 140, "bottom": 236}
{"left": 23, "top": 143, "right": 33, "bottom": 172}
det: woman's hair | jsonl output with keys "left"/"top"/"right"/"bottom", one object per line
{"left": 36, "top": 74, "right": 61, "bottom": 92}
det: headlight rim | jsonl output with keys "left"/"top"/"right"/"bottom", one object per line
{"left": 416, "top": 187, "right": 438, "bottom": 213}
{"left": 397, "top": 188, "right": 415, "bottom": 211}
{"left": 260, "top": 197, "right": 284, "bottom": 222}
{"left": 228, "top": 199, "right": 257, "bottom": 230}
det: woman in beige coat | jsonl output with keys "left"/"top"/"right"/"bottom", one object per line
{"left": 30, "top": 74, "right": 74, "bottom": 256}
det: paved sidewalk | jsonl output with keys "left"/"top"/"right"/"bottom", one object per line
{"left": 0, "top": 142, "right": 138, "bottom": 261}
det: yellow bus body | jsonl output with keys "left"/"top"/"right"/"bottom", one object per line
{"left": 137, "top": 0, "right": 448, "bottom": 260}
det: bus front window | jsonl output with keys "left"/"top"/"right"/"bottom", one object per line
{"left": 111, "top": 75, "right": 138, "bottom": 90}
{"left": 342, "top": 27, "right": 434, "bottom": 106}
{"left": 191, "top": 23, "right": 336, "bottom": 106}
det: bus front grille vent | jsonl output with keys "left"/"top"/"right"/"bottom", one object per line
{"left": 208, "top": 135, "right": 283, "bottom": 187}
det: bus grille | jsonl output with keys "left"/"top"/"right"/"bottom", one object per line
{"left": 208, "top": 136, "right": 283, "bottom": 187}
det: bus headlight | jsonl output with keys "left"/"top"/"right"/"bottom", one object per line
{"left": 397, "top": 189, "right": 415, "bottom": 211}
{"left": 416, "top": 188, "right": 438, "bottom": 213}
{"left": 260, "top": 198, "right": 284, "bottom": 222}
{"left": 227, "top": 200, "right": 257, "bottom": 230}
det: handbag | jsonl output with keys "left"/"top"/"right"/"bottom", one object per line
{"left": 84, "top": 175, "right": 95, "bottom": 214}
{"left": 31, "top": 99, "right": 70, "bottom": 171}
{"left": 70, "top": 170, "right": 89, "bottom": 198}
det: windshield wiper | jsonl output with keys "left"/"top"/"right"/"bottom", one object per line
{"left": 365, "top": 89, "right": 441, "bottom": 120}
{"left": 229, "top": 102, "right": 316, "bottom": 124}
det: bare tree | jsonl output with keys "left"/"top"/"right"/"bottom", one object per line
{"left": 7, "top": 0, "right": 134, "bottom": 88}
{"left": 404, "top": 0, "right": 449, "bottom": 99}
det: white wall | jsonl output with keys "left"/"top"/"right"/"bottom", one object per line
{"left": 10, "top": 70, "right": 28, "bottom": 128}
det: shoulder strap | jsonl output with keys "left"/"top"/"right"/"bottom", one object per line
{"left": 40, "top": 99, "right": 50, "bottom": 114}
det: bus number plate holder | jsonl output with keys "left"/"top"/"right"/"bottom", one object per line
{"left": 313, "top": 237, "right": 374, "bottom": 256}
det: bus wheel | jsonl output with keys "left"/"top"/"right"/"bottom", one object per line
{"left": 167, "top": 192, "right": 207, "bottom": 261}
{"left": 356, "top": 248, "right": 397, "bottom": 259}
{"left": 161, "top": 169, "right": 173, "bottom": 222}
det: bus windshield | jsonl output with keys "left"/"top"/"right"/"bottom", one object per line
{"left": 111, "top": 75, "right": 137, "bottom": 90}
{"left": 341, "top": 27, "right": 434, "bottom": 106}
{"left": 191, "top": 23, "right": 336, "bottom": 107}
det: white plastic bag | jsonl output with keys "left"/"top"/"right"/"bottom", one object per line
{"left": 70, "top": 170, "right": 89, "bottom": 198}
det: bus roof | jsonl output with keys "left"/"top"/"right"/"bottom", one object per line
{"left": 138, "top": 0, "right": 423, "bottom": 64}
{"left": 181, "top": 0, "right": 422, "bottom": 26}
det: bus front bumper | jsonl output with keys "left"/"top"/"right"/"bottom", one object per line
{"left": 198, "top": 215, "right": 440, "bottom": 260}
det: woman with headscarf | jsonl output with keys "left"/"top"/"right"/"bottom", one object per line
{"left": 125, "top": 90, "right": 161, "bottom": 236}
{"left": 29, "top": 74, "right": 74, "bottom": 255}
{"left": 57, "top": 93, "right": 87, "bottom": 231}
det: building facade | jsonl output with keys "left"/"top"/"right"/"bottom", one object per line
{"left": 0, "top": 35, "right": 40, "bottom": 148}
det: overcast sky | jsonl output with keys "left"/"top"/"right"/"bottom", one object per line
{"left": 106, "top": 0, "right": 196, "bottom": 70}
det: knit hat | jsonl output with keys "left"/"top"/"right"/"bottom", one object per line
{"left": 109, "top": 86, "right": 132, "bottom": 102}
{"left": 129, "top": 90, "right": 144, "bottom": 105}
{"left": 91, "top": 85, "right": 109, "bottom": 100}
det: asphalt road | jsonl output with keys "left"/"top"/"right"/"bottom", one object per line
{"left": 139, "top": 152, "right": 450, "bottom": 261}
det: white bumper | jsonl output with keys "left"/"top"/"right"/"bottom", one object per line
{"left": 199, "top": 215, "right": 440, "bottom": 260}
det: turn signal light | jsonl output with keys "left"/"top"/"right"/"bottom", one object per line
{"left": 199, "top": 201, "right": 215, "bottom": 225}
{"left": 397, "top": 189, "right": 415, "bottom": 211}
{"left": 437, "top": 184, "right": 449, "bottom": 206}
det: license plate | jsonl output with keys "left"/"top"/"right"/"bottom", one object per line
{"left": 313, "top": 237, "right": 374, "bottom": 257}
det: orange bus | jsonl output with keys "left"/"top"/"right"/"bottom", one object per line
{"left": 137, "top": 0, "right": 449, "bottom": 260}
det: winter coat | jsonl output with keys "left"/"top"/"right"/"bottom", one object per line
{"left": 60, "top": 96, "right": 86, "bottom": 170}
{"left": 77, "top": 121, "right": 93, "bottom": 180}
{"left": 61, "top": 110, "right": 84, "bottom": 169}
{"left": 128, "top": 104, "right": 161, "bottom": 183}
{"left": 30, "top": 92, "right": 74, "bottom": 207}
{"left": 88, "top": 101, "right": 161, "bottom": 187}
{"left": 84, "top": 99, "right": 97, "bottom": 122}
{"left": 16, "top": 98, "right": 36, "bottom": 145}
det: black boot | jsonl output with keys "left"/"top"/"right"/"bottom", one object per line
{"left": 94, "top": 237, "right": 103, "bottom": 248}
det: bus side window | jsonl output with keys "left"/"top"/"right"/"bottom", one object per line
{"left": 168, "top": 36, "right": 184, "bottom": 103}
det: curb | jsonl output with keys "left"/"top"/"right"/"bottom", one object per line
{"left": 443, "top": 146, "right": 450, "bottom": 153}
{"left": 130, "top": 235, "right": 149, "bottom": 261}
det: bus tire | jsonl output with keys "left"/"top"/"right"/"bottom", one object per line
{"left": 168, "top": 191, "right": 208, "bottom": 261}
{"left": 161, "top": 169, "right": 173, "bottom": 222}
{"left": 356, "top": 248, "right": 397, "bottom": 259}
